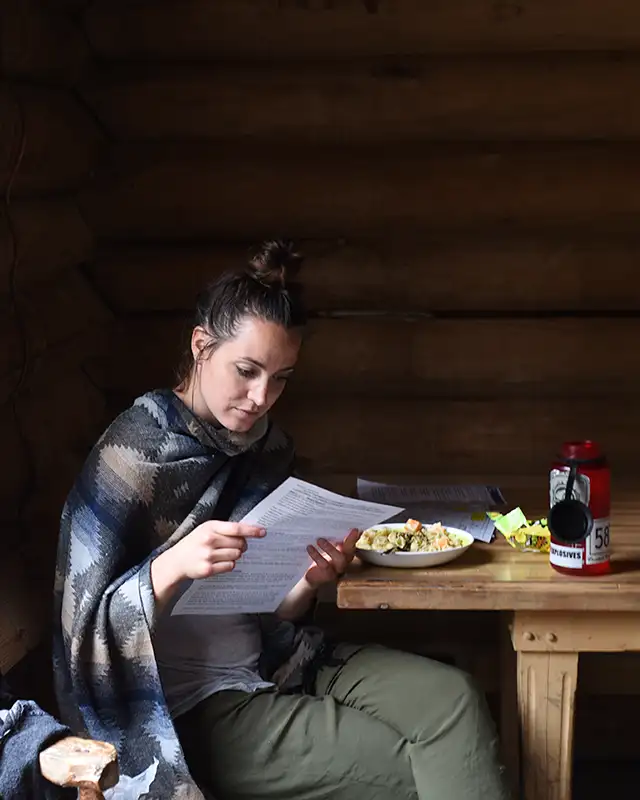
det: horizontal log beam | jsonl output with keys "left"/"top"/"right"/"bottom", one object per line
{"left": 88, "top": 237, "right": 640, "bottom": 313}
{"left": 80, "top": 143, "right": 640, "bottom": 239}
{"left": 83, "top": 56, "right": 640, "bottom": 142}
{"left": 82, "top": 315, "right": 640, "bottom": 400}
{"left": 85, "top": 0, "right": 640, "bottom": 60}
{"left": 43, "top": 0, "right": 91, "bottom": 11}
{"left": 272, "top": 395, "right": 640, "bottom": 474}
{"left": 98, "top": 391, "right": 637, "bottom": 476}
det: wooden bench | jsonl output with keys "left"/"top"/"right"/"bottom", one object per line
{"left": 1, "top": 550, "right": 119, "bottom": 799}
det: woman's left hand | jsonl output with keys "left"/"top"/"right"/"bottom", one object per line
{"left": 276, "top": 529, "right": 361, "bottom": 621}
{"left": 303, "top": 528, "right": 360, "bottom": 589}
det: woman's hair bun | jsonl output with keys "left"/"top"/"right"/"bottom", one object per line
{"left": 247, "top": 240, "right": 303, "bottom": 289}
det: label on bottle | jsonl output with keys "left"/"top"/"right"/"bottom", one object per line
{"left": 549, "top": 469, "right": 590, "bottom": 506}
{"left": 550, "top": 542, "right": 584, "bottom": 569}
{"left": 586, "top": 517, "right": 611, "bottom": 565}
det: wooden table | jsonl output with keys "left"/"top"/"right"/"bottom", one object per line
{"left": 336, "top": 482, "right": 640, "bottom": 800}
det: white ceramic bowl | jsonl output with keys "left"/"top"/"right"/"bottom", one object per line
{"left": 356, "top": 525, "right": 474, "bottom": 569}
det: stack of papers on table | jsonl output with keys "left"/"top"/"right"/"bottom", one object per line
{"left": 356, "top": 479, "right": 506, "bottom": 544}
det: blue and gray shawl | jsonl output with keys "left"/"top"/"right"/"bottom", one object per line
{"left": 53, "top": 389, "right": 306, "bottom": 799}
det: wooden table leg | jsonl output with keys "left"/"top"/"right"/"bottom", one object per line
{"left": 500, "top": 614, "right": 520, "bottom": 796}
{"left": 517, "top": 650, "right": 578, "bottom": 800}
{"left": 511, "top": 610, "right": 640, "bottom": 800}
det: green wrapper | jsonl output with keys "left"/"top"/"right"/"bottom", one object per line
{"left": 487, "top": 508, "right": 550, "bottom": 554}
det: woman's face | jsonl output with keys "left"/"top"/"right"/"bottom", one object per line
{"left": 188, "top": 316, "right": 301, "bottom": 432}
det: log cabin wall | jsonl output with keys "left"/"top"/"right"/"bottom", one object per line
{"left": 3, "top": 0, "right": 640, "bottom": 781}
{"left": 75, "top": 4, "right": 640, "bottom": 772}
{"left": 0, "top": 0, "right": 107, "bottom": 669}
{"left": 79, "top": 0, "right": 640, "bottom": 486}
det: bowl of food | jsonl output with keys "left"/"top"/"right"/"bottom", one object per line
{"left": 355, "top": 519, "right": 474, "bottom": 569}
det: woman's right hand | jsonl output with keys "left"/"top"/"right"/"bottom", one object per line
{"left": 150, "top": 521, "right": 266, "bottom": 609}
{"left": 170, "top": 521, "right": 266, "bottom": 581}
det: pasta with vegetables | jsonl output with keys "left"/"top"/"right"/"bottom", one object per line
{"left": 356, "top": 519, "right": 466, "bottom": 554}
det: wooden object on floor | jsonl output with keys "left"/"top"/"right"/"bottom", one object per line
{"left": 39, "top": 736, "right": 119, "bottom": 800}
{"left": 1, "top": 552, "right": 119, "bottom": 799}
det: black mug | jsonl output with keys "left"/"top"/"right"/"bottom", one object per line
{"left": 547, "top": 460, "right": 593, "bottom": 545}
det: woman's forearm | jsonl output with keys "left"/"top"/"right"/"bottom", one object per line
{"left": 276, "top": 577, "right": 318, "bottom": 622}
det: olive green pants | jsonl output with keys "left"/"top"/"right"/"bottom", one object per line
{"left": 176, "top": 644, "right": 510, "bottom": 800}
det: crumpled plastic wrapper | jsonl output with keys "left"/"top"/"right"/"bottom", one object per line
{"left": 487, "top": 507, "right": 550, "bottom": 554}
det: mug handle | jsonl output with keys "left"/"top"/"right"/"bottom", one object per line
{"left": 564, "top": 461, "right": 578, "bottom": 500}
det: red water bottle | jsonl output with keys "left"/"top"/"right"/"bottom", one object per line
{"left": 548, "top": 441, "right": 611, "bottom": 576}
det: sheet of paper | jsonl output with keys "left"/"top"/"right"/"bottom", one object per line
{"left": 357, "top": 479, "right": 505, "bottom": 506}
{"left": 172, "top": 478, "right": 403, "bottom": 615}
{"left": 356, "top": 480, "right": 506, "bottom": 543}
{"left": 380, "top": 503, "right": 497, "bottom": 543}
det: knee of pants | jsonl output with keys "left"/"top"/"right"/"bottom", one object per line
{"left": 421, "top": 665, "right": 489, "bottom": 738}
{"left": 446, "top": 665, "right": 482, "bottom": 702}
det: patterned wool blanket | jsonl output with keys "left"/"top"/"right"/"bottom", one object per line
{"left": 53, "top": 389, "right": 312, "bottom": 799}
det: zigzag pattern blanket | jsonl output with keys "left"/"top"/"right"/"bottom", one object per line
{"left": 53, "top": 389, "right": 299, "bottom": 799}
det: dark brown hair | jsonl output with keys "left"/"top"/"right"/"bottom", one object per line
{"left": 177, "top": 240, "right": 306, "bottom": 386}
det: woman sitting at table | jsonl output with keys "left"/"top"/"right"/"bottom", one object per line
{"left": 53, "top": 241, "right": 509, "bottom": 800}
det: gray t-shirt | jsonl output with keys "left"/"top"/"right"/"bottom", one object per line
{"left": 153, "top": 584, "right": 273, "bottom": 719}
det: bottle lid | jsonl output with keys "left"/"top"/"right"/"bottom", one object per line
{"left": 559, "top": 440, "right": 604, "bottom": 464}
